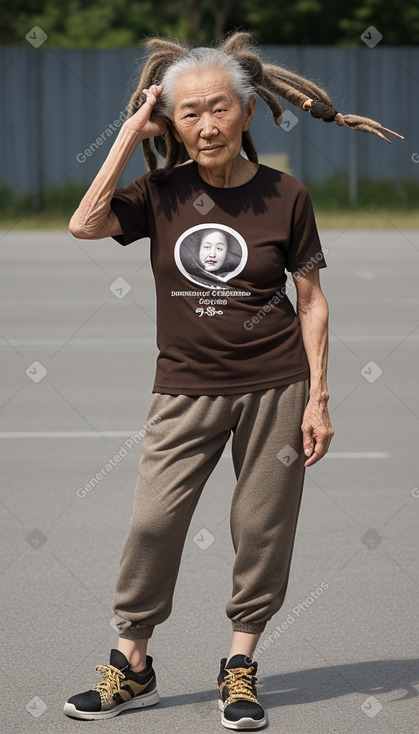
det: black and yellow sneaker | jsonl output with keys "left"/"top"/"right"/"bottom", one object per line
{"left": 218, "top": 654, "right": 266, "bottom": 730}
{"left": 63, "top": 649, "right": 160, "bottom": 720}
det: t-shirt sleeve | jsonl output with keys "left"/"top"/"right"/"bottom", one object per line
{"left": 110, "top": 177, "right": 150, "bottom": 246}
{"left": 285, "top": 186, "right": 327, "bottom": 273}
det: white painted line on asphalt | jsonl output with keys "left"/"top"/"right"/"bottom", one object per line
{"left": 221, "top": 450, "right": 390, "bottom": 460}
{"left": 322, "top": 452, "right": 390, "bottom": 459}
{"left": 1, "top": 336, "right": 418, "bottom": 348}
{"left": 0, "top": 338, "right": 155, "bottom": 346}
{"left": 0, "top": 431, "right": 143, "bottom": 438}
{"left": 329, "top": 298, "right": 419, "bottom": 305}
{"left": 329, "top": 335, "right": 419, "bottom": 342}
{"left": 0, "top": 299, "right": 150, "bottom": 305}
{"left": 0, "top": 433, "right": 392, "bottom": 458}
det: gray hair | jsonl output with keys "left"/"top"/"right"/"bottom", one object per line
{"left": 156, "top": 47, "right": 256, "bottom": 119}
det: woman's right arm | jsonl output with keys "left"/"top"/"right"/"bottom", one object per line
{"left": 69, "top": 85, "right": 166, "bottom": 240}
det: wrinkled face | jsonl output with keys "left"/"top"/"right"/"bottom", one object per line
{"left": 199, "top": 230, "right": 228, "bottom": 271}
{"left": 171, "top": 69, "right": 255, "bottom": 170}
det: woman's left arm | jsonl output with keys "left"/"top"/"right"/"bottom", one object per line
{"left": 293, "top": 268, "right": 334, "bottom": 467}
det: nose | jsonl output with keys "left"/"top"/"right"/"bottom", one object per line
{"left": 200, "top": 113, "right": 218, "bottom": 138}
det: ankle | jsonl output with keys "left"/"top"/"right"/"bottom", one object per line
{"left": 130, "top": 662, "right": 147, "bottom": 673}
{"left": 124, "top": 652, "right": 148, "bottom": 673}
{"left": 117, "top": 637, "right": 149, "bottom": 673}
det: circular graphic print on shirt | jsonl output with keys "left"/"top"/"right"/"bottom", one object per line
{"left": 174, "top": 223, "right": 248, "bottom": 288}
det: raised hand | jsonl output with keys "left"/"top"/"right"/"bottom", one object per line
{"left": 123, "top": 84, "right": 167, "bottom": 139}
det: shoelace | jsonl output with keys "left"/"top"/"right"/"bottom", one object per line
{"left": 223, "top": 666, "right": 258, "bottom": 705}
{"left": 92, "top": 664, "right": 125, "bottom": 704}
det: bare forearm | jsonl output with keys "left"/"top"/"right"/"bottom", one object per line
{"left": 294, "top": 273, "right": 333, "bottom": 466}
{"left": 298, "top": 295, "right": 330, "bottom": 399}
{"left": 69, "top": 124, "right": 142, "bottom": 238}
{"left": 69, "top": 84, "right": 166, "bottom": 240}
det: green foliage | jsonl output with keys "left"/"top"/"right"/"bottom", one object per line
{"left": 0, "top": 186, "right": 34, "bottom": 218}
{"left": 0, "top": 179, "right": 418, "bottom": 223}
{"left": 1, "top": 0, "right": 417, "bottom": 47}
{"left": 307, "top": 175, "right": 419, "bottom": 211}
{"left": 338, "top": 0, "right": 419, "bottom": 45}
{"left": 0, "top": 183, "right": 86, "bottom": 218}
{"left": 42, "top": 182, "right": 90, "bottom": 213}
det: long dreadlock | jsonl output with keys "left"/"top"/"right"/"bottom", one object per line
{"left": 126, "top": 32, "right": 403, "bottom": 175}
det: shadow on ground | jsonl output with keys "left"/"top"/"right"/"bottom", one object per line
{"left": 59, "top": 659, "right": 418, "bottom": 734}
{"left": 133, "top": 658, "right": 419, "bottom": 713}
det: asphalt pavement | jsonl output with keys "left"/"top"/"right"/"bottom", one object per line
{"left": 1, "top": 227, "right": 418, "bottom": 734}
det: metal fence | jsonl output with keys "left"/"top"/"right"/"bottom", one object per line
{"left": 1, "top": 45, "right": 418, "bottom": 202}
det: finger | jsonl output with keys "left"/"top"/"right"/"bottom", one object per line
{"left": 302, "top": 428, "right": 314, "bottom": 460}
{"left": 304, "top": 441, "right": 327, "bottom": 466}
{"left": 304, "top": 448, "right": 322, "bottom": 467}
{"left": 304, "top": 435, "right": 331, "bottom": 467}
{"left": 127, "top": 87, "right": 163, "bottom": 129}
{"left": 142, "top": 85, "right": 163, "bottom": 103}
{"left": 303, "top": 442, "right": 314, "bottom": 460}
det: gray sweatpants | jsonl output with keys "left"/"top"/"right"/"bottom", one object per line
{"left": 113, "top": 380, "right": 309, "bottom": 639}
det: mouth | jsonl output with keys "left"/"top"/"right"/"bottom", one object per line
{"left": 205, "top": 259, "right": 216, "bottom": 265}
{"left": 200, "top": 145, "right": 224, "bottom": 153}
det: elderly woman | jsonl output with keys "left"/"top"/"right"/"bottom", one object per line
{"left": 64, "top": 33, "right": 400, "bottom": 730}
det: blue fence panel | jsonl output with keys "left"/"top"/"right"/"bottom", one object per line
{"left": 1, "top": 45, "right": 418, "bottom": 200}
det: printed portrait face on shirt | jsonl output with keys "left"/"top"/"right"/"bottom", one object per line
{"left": 174, "top": 223, "right": 248, "bottom": 288}
{"left": 199, "top": 230, "right": 228, "bottom": 272}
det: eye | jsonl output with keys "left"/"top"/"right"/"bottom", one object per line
{"left": 214, "top": 107, "right": 226, "bottom": 114}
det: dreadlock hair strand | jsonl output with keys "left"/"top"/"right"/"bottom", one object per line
{"left": 265, "top": 63, "right": 334, "bottom": 107}
{"left": 334, "top": 113, "right": 404, "bottom": 143}
{"left": 242, "top": 130, "right": 258, "bottom": 164}
{"left": 125, "top": 31, "right": 403, "bottom": 175}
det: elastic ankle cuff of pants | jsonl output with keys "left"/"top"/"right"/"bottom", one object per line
{"left": 231, "top": 621, "right": 267, "bottom": 635}
{"left": 118, "top": 625, "right": 154, "bottom": 640}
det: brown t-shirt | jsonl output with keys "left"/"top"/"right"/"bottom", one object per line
{"left": 110, "top": 161, "right": 326, "bottom": 396}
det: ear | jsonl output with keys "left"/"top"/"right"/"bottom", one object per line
{"left": 242, "top": 96, "right": 256, "bottom": 132}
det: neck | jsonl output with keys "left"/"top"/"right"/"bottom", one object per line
{"left": 197, "top": 155, "right": 259, "bottom": 188}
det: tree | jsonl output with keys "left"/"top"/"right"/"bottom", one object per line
{"left": 1, "top": 0, "right": 418, "bottom": 46}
